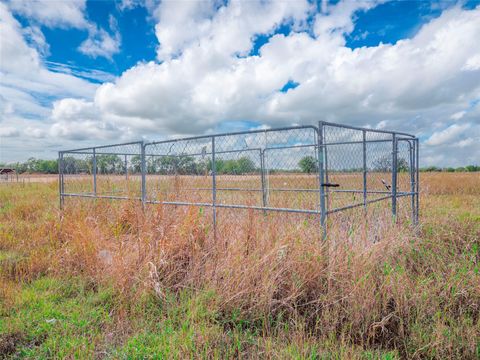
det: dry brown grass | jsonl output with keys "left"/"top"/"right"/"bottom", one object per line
{"left": 421, "top": 172, "right": 480, "bottom": 195}
{"left": 1, "top": 173, "right": 479, "bottom": 358}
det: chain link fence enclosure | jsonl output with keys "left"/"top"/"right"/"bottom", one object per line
{"left": 59, "top": 122, "right": 419, "bottom": 238}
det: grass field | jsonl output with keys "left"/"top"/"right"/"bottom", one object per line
{"left": 0, "top": 173, "right": 479, "bottom": 359}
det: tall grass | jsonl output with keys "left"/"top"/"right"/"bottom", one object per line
{"left": 1, "top": 174, "right": 479, "bottom": 358}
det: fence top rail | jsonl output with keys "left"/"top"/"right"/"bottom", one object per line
{"left": 60, "top": 141, "right": 144, "bottom": 154}
{"left": 61, "top": 151, "right": 141, "bottom": 156}
{"left": 58, "top": 122, "right": 417, "bottom": 155}
{"left": 320, "top": 121, "right": 416, "bottom": 138}
{"left": 145, "top": 124, "right": 319, "bottom": 147}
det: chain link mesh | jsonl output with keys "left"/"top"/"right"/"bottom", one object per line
{"left": 59, "top": 124, "right": 419, "bottom": 238}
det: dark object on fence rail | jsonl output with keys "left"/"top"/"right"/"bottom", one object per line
{"left": 58, "top": 121, "right": 419, "bottom": 238}
{"left": 321, "top": 183, "right": 340, "bottom": 187}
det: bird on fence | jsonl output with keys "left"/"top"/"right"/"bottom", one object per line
{"left": 381, "top": 179, "right": 391, "bottom": 190}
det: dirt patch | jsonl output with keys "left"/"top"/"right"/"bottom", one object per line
{"left": 0, "top": 332, "right": 24, "bottom": 358}
{"left": 0, "top": 332, "right": 46, "bottom": 358}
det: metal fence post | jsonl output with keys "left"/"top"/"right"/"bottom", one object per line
{"left": 92, "top": 148, "right": 97, "bottom": 197}
{"left": 317, "top": 121, "right": 327, "bottom": 239}
{"left": 324, "top": 128, "right": 330, "bottom": 209}
{"left": 141, "top": 142, "right": 146, "bottom": 207}
{"left": 408, "top": 140, "right": 415, "bottom": 225}
{"left": 260, "top": 149, "right": 267, "bottom": 212}
{"left": 391, "top": 134, "right": 397, "bottom": 220}
{"left": 415, "top": 138, "right": 419, "bottom": 225}
{"left": 211, "top": 136, "right": 217, "bottom": 234}
{"left": 362, "top": 130, "right": 367, "bottom": 210}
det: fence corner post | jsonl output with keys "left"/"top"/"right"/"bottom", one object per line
{"left": 408, "top": 140, "right": 415, "bottom": 226}
{"left": 211, "top": 136, "right": 217, "bottom": 238}
{"left": 415, "top": 138, "right": 420, "bottom": 225}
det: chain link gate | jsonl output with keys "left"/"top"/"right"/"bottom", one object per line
{"left": 59, "top": 122, "right": 419, "bottom": 238}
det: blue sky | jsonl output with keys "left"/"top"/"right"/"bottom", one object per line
{"left": 1, "top": 0, "right": 479, "bottom": 166}
{"left": 43, "top": 1, "right": 157, "bottom": 78}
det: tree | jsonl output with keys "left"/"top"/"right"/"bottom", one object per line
{"left": 37, "top": 159, "right": 58, "bottom": 174}
{"left": 205, "top": 157, "right": 256, "bottom": 175}
{"left": 465, "top": 165, "right": 479, "bottom": 172}
{"left": 177, "top": 155, "right": 197, "bottom": 174}
{"left": 299, "top": 156, "right": 318, "bottom": 174}
{"left": 372, "top": 155, "right": 409, "bottom": 172}
{"left": 96, "top": 155, "right": 123, "bottom": 174}
{"left": 130, "top": 155, "right": 142, "bottom": 173}
{"left": 236, "top": 157, "right": 256, "bottom": 174}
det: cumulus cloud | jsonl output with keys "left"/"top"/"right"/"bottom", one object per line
{"left": 6, "top": 0, "right": 88, "bottom": 28}
{"left": 463, "top": 54, "right": 480, "bottom": 71}
{"left": 6, "top": 0, "right": 121, "bottom": 60}
{"left": 425, "top": 123, "right": 471, "bottom": 146}
{"left": 0, "top": 3, "right": 97, "bottom": 103}
{"left": 49, "top": 98, "right": 138, "bottom": 141}
{"left": 450, "top": 111, "right": 466, "bottom": 121}
{"left": 78, "top": 15, "right": 121, "bottom": 59}
{"left": 314, "top": 0, "right": 379, "bottom": 38}
{"left": 0, "top": 2, "right": 100, "bottom": 157}
{"left": 0, "top": 126, "right": 20, "bottom": 137}
{"left": 422, "top": 101, "right": 480, "bottom": 166}
{"left": 153, "top": 0, "right": 310, "bottom": 61}
{"left": 78, "top": 27, "right": 121, "bottom": 59}
{"left": 82, "top": 3, "right": 480, "bottom": 142}
{"left": 2, "top": 0, "right": 480, "bottom": 166}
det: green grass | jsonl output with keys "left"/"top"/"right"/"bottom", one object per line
{"left": 0, "top": 277, "right": 113, "bottom": 358}
{"left": 1, "top": 278, "right": 406, "bottom": 359}
{"left": 1, "top": 175, "right": 479, "bottom": 358}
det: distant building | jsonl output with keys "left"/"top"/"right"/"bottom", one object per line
{"left": 0, "top": 168, "right": 16, "bottom": 181}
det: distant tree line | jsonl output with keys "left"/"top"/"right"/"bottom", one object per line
{"left": 0, "top": 155, "right": 258, "bottom": 175}
{"left": 419, "top": 165, "right": 480, "bottom": 172}
{"left": 2, "top": 156, "right": 479, "bottom": 174}
{"left": 1, "top": 158, "right": 59, "bottom": 174}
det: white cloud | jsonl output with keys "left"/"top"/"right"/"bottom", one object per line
{"left": 2, "top": 1, "right": 480, "bottom": 166}
{"left": 454, "top": 138, "right": 474, "bottom": 148}
{"left": 313, "top": 0, "right": 379, "bottom": 39}
{"left": 153, "top": 0, "right": 311, "bottom": 60}
{"left": 117, "top": 0, "right": 152, "bottom": 12}
{"left": 78, "top": 25, "right": 121, "bottom": 59}
{"left": 0, "top": 3, "right": 96, "bottom": 107}
{"left": 425, "top": 123, "right": 471, "bottom": 146}
{"left": 84, "top": 4, "right": 480, "bottom": 140}
{"left": 45, "top": 62, "right": 116, "bottom": 83}
{"left": 463, "top": 54, "right": 480, "bottom": 71}
{"left": 6, "top": 0, "right": 88, "bottom": 29}
{"left": 450, "top": 111, "right": 466, "bottom": 121}
{"left": 49, "top": 98, "right": 138, "bottom": 141}
{"left": 0, "top": 3, "right": 99, "bottom": 145}
{"left": 23, "top": 25, "right": 50, "bottom": 56}
{"left": 0, "top": 126, "right": 20, "bottom": 137}
{"left": 6, "top": 0, "right": 121, "bottom": 60}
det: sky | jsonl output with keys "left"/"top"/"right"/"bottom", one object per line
{"left": 0, "top": 0, "right": 479, "bottom": 167}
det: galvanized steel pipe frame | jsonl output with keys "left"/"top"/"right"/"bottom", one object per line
{"left": 58, "top": 122, "right": 419, "bottom": 236}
